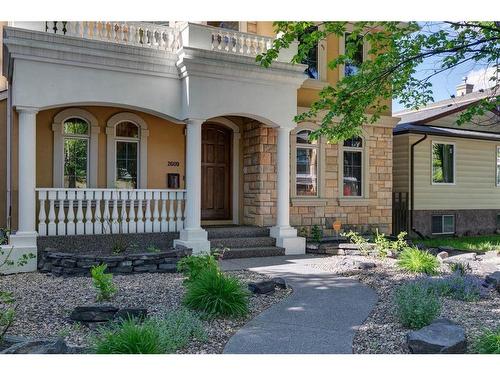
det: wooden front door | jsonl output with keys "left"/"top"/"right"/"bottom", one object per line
{"left": 201, "top": 124, "right": 232, "bottom": 220}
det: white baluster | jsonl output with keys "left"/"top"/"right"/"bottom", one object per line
{"left": 111, "top": 190, "right": 119, "bottom": 234}
{"left": 94, "top": 191, "right": 103, "bottom": 234}
{"left": 82, "top": 21, "right": 89, "bottom": 38}
{"left": 38, "top": 190, "right": 47, "bottom": 236}
{"left": 157, "top": 30, "right": 164, "bottom": 50}
{"left": 102, "top": 191, "right": 111, "bottom": 234}
{"left": 56, "top": 190, "right": 65, "bottom": 235}
{"left": 85, "top": 190, "right": 93, "bottom": 234}
{"left": 67, "top": 190, "right": 76, "bottom": 235}
{"left": 136, "top": 191, "right": 144, "bottom": 233}
{"left": 120, "top": 190, "right": 128, "bottom": 233}
{"left": 122, "top": 23, "right": 129, "bottom": 43}
{"left": 92, "top": 21, "right": 98, "bottom": 39}
{"left": 75, "top": 190, "right": 84, "bottom": 234}
{"left": 168, "top": 191, "right": 176, "bottom": 232}
{"left": 238, "top": 35, "right": 245, "bottom": 54}
{"left": 74, "top": 21, "right": 81, "bottom": 37}
{"left": 144, "top": 191, "right": 153, "bottom": 233}
{"left": 160, "top": 191, "right": 168, "bottom": 232}
{"left": 152, "top": 191, "right": 161, "bottom": 232}
{"left": 176, "top": 191, "right": 184, "bottom": 231}
{"left": 128, "top": 191, "right": 137, "bottom": 233}
{"left": 47, "top": 190, "right": 57, "bottom": 235}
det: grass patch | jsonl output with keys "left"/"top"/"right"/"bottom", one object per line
{"left": 397, "top": 247, "right": 439, "bottom": 275}
{"left": 420, "top": 235, "right": 500, "bottom": 252}
{"left": 472, "top": 326, "right": 500, "bottom": 354}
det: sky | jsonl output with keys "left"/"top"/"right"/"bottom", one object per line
{"left": 391, "top": 22, "right": 497, "bottom": 113}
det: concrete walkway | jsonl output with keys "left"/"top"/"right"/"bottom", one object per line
{"left": 221, "top": 255, "right": 378, "bottom": 354}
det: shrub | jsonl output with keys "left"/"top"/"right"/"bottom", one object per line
{"left": 0, "top": 291, "right": 15, "bottom": 342}
{"left": 183, "top": 268, "right": 250, "bottom": 318}
{"left": 432, "top": 273, "right": 485, "bottom": 302}
{"left": 146, "top": 245, "right": 161, "bottom": 253}
{"left": 311, "top": 225, "right": 322, "bottom": 243}
{"left": 397, "top": 247, "right": 439, "bottom": 275}
{"left": 177, "top": 254, "right": 219, "bottom": 284}
{"left": 91, "top": 309, "right": 206, "bottom": 354}
{"left": 343, "top": 230, "right": 371, "bottom": 254}
{"left": 374, "top": 229, "right": 392, "bottom": 257}
{"left": 472, "top": 327, "right": 500, "bottom": 354}
{"left": 90, "top": 264, "right": 117, "bottom": 302}
{"left": 449, "top": 262, "right": 471, "bottom": 275}
{"left": 394, "top": 280, "right": 441, "bottom": 329}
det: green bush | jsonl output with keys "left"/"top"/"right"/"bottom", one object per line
{"left": 177, "top": 254, "right": 219, "bottom": 284}
{"left": 394, "top": 281, "right": 441, "bottom": 329}
{"left": 472, "top": 327, "right": 500, "bottom": 354}
{"left": 311, "top": 225, "right": 322, "bottom": 243}
{"left": 90, "top": 264, "right": 117, "bottom": 302}
{"left": 397, "top": 247, "right": 439, "bottom": 275}
{"left": 183, "top": 268, "right": 250, "bottom": 318}
{"left": 91, "top": 309, "right": 206, "bottom": 354}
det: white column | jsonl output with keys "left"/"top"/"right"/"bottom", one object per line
{"left": 270, "top": 126, "right": 305, "bottom": 255}
{"left": 174, "top": 119, "right": 210, "bottom": 254}
{"left": 3, "top": 106, "right": 39, "bottom": 274}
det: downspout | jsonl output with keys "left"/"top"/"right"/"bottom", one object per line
{"left": 410, "top": 134, "right": 427, "bottom": 239}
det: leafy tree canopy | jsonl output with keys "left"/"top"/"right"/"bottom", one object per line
{"left": 257, "top": 21, "right": 500, "bottom": 142}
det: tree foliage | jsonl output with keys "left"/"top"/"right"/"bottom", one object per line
{"left": 257, "top": 21, "right": 500, "bottom": 142}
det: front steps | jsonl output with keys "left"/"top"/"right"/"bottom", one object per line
{"left": 205, "top": 226, "right": 285, "bottom": 259}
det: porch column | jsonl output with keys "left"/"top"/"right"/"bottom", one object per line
{"left": 173, "top": 118, "right": 210, "bottom": 254}
{"left": 270, "top": 125, "right": 305, "bottom": 255}
{"left": 4, "top": 106, "right": 39, "bottom": 273}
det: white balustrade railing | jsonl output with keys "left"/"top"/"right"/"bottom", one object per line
{"left": 209, "top": 28, "right": 273, "bottom": 56}
{"left": 44, "top": 21, "right": 180, "bottom": 52}
{"left": 36, "top": 188, "right": 186, "bottom": 236}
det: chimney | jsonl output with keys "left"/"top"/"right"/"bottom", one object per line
{"left": 456, "top": 77, "right": 474, "bottom": 96}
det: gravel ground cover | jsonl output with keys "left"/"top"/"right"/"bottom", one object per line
{"left": 306, "top": 254, "right": 500, "bottom": 354}
{"left": 0, "top": 270, "right": 291, "bottom": 354}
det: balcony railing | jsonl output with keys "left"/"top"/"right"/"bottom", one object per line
{"left": 36, "top": 188, "right": 186, "bottom": 236}
{"left": 39, "top": 21, "right": 296, "bottom": 61}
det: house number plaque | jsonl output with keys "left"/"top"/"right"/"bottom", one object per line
{"left": 167, "top": 161, "right": 180, "bottom": 166}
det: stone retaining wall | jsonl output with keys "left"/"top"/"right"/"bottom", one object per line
{"left": 38, "top": 247, "right": 191, "bottom": 277}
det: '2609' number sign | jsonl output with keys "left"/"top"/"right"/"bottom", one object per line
{"left": 167, "top": 161, "right": 180, "bottom": 167}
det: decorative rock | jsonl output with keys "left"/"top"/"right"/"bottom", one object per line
{"left": 443, "top": 253, "right": 477, "bottom": 264}
{"left": 70, "top": 305, "right": 119, "bottom": 322}
{"left": 354, "top": 262, "right": 377, "bottom": 270}
{"left": 306, "top": 243, "right": 319, "bottom": 250}
{"left": 158, "top": 263, "right": 177, "bottom": 272}
{"left": 272, "top": 277, "right": 287, "bottom": 289}
{"left": 248, "top": 280, "right": 275, "bottom": 294}
{"left": 436, "top": 251, "right": 449, "bottom": 262}
{"left": 113, "top": 266, "right": 133, "bottom": 273}
{"left": 1, "top": 337, "right": 68, "bottom": 354}
{"left": 438, "top": 246, "right": 455, "bottom": 252}
{"left": 407, "top": 318, "right": 466, "bottom": 354}
{"left": 114, "top": 308, "right": 148, "bottom": 321}
{"left": 485, "top": 271, "right": 500, "bottom": 288}
{"left": 134, "top": 264, "right": 158, "bottom": 272}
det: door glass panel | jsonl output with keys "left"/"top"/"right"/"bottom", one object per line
{"left": 64, "top": 138, "right": 88, "bottom": 188}
{"left": 116, "top": 141, "right": 138, "bottom": 189}
{"left": 296, "top": 148, "right": 318, "bottom": 196}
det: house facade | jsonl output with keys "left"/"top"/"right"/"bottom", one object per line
{"left": 0, "top": 21, "right": 398, "bottom": 272}
{"left": 393, "top": 83, "right": 500, "bottom": 237}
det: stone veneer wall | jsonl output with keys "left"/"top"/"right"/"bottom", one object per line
{"left": 290, "top": 125, "right": 393, "bottom": 236}
{"left": 242, "top": 121, "right": 277, "bottom": 226}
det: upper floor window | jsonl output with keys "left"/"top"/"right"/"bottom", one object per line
{"left": 63, "top": 118, "right": 89, "bottom": 188}
{"left": 343, "top": 136, "right": 363, "bottom": 196}
{"left": 207, "top": 21, "right": 239, "bottom": 31}
{"left": 432, "top": 142, "right": 455, "bottom": 184}
{"left": 296, "top": 130, "right": 318, "bottom": 196}
{"left": 344, "top": 32, "right": 364, "bottom": 77}
{"left": 298, "top": 26, "right": 319, "bottom": 80}
{"left": 115, "top": 122, "right": 140, "bottom": 189}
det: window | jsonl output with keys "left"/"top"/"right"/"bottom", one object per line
{"left": 296, "top": 130, "right": 318, "bottom": 196}
{"left": 207, "top": 21, "right": 239, "bottom": 31}
{"left": 344, "top": 32, "right": 364, "bottom": 77}
{"left": 63, "top": 118, "right": 89, "bottom": 188}
{"left": 343, "top": 136, "right": 363, "bottom": 196}
{"left": 432, "top": 215, "right": 455, "bottom": 234}
{"left": 496, "top": 146, "right": 500, "bottom": 186}
{"left": 298, "top": 26, "right": 319, "bottom": 80}
{"left": 115, "top": 122, "right": 139, "bottom": 189}
{"left": 432, "top": 142, "right": 455, "bottom": 184}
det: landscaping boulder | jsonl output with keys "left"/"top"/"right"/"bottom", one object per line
{"left": 248, "top": 280, "right": 276, "bottom": 294}
{"left": 70, "top": 304, "right": 119, "bottom": 322}
{"left": 485, "top": 271, "right": 500, "bottom": 292}
{"left": 353, "top": 261, "right": 376, "bottom": 270}
{"left": 443, "top": 253, "right": 477, "bottom": 264}
{"left": 1, "top": 337, "right": 68, "bottom": 354}
{"left": 114, "top": 308, "right": 148, "bottom": 321}
{"left": 436, "top": 251, "right": 449, "bottom": 262}
{"left": 407, "top": 318, "right": 466, "bottom": 354}
{"left": 272, "top": 277, "right": 287, "bottom": 289}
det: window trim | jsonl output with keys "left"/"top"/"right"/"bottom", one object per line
{"left": 340, "top": 135, "right": 367, "bottom": 198}
{"left": 106, "top": 113, "right": 149, "bottom": 189}
{"left": 431, "top": 141, "right": 456, "bottom": 186}
{"left": 115, "top": 137, "right": 139, "bottom": 189}
{"left": 431, "top": 214, "right": 455, "bottom": 235}
{"left": 338, "top": 30, "right": 368, "bottom": 80}
{"left": 300, "top": 24, "right": 328, "bottom": 87}
{"left": 52, "top": 108, "right": 99, "bottom": 188}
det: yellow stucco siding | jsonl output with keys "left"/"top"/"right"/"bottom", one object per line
{"left": 413, "top": 135, "right": 500, "bottom": 210}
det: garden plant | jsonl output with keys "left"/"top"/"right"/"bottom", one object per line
{"left": 397, "top": 247, "right": 439, "bottom": 275}
{"left": 90, "top": 264, "right": 118, "bottom": 302}
{"left": 472, "top": 326, "right": 500, "bottom": 354}
{"left": 394, "top": 280, "right": 441, "bottom": 329}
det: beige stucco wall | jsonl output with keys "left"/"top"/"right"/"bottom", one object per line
{"left": 411, "top": 134, "right": 500, "bottom": 210}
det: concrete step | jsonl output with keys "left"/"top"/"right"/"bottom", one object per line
{"left": 210, "top": 236, "right": 276, "bottom": 249}
{"left": 206, "top": 226, "right": 270, "bottom": 239}
{"left": 220, "top": 246, "right": 285, "bottom": 259}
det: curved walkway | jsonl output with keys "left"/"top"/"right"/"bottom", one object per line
{"left": 221, "top": 255, "right": 378, "bottom": 354}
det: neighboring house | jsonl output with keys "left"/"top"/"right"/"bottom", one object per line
{"left": 0, "top": 21, "right": 398, "bottom": 272}
{"left": 393, "top": 82, "right": 500, "bottom": 237}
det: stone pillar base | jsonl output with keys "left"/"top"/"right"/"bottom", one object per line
{"left": 270, "top": 226, "right": 306, "bottom": 255}
{"left": 174, "top": 228, "right": 211, "bottom": 255}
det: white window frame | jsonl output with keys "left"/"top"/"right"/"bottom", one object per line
{"left": 106, "top": 113, "right": 149, "bottom": 189}
{"left": 496, "top": 146, "right": 500, "bottom": 187}
{"left": 431, "top": 214, "right": 455, "bottom": 235}
{"left": 431, "top": 141, "right": 456, "bottom": 185}
{"left": 52, "top": 108, "right": 99, "bottom": 188}
{"left": 301, "top": 24, "right": 328, "bottom": 89}
{"left": 115, "top": 132, "right": 140, "bottom": 190}
{"left": 338, "top": 29, "right": 369, "bottom": 80}
{"left": 340, "top": 136, "right": 366, "bottom": 198}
